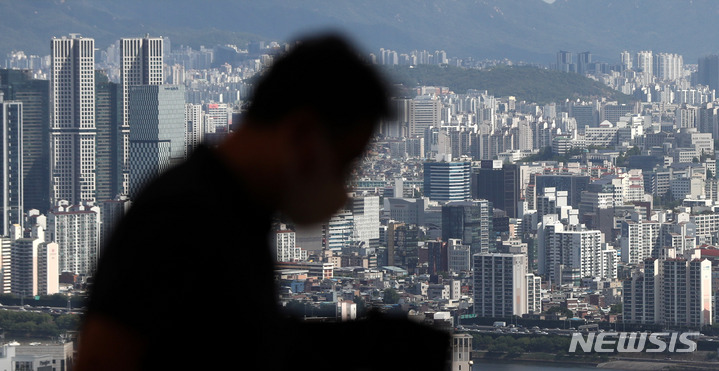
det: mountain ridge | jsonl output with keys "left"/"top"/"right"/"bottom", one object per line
{"left": 2, "top": 1, "right": 719, "bottom": 65}
{"left": 383, "top": 64, "right": 635, "bottom": 104}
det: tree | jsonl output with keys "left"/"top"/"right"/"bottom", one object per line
{"left": 55, "top": 314, "right": 80, "bottom": 332}
{"left": 383, "top": 288, "right": 400, "bottom": 304}
{"left": 546, "top": 306, "right": 573, "bottom": 318}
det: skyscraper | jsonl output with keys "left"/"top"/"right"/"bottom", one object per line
{"left": 653, "top": 53, "right": 683, "bottom": 81}
{"left": 620, "top": 50, "right": 633, "bottom": 70}
{"left": 349, "top": 194, "right": 380, "bottom": 248}
{"left": 472, "top": 160, "right": 520, "bottom": 218}
{"left": 185, "top": 103, "right": 204, "bottom": 156}
{"left": 94, "top": 72, "right": 122, "bottom": 202}
{"left": 698, "top": 54, "right": 719, "bottom": 92}
{"left": 535, "top": 174, "right": 591, "bottom": 209}
{"left": 556, "top": 50, "right": 575, "bottom": 73}
{"left": 409, "top": 95, "right": 441, "bottom": 138}
{"left": 441, "top": 200, "right": 493, "bottom": 255}
{"left": 635, "top": 50, "right": 653, "bottom": 84}
{"left": 128, "top": 85, "right": 186, "bottom": 198}
{"left": 0, "top": 96, "right": 22, "bottom": 236}
{"left": 423, "top": 160, "right": 471, "bottom": 202}
{"left": 0, "top": 69, "right": 50, "bottom": 213}
{"left": 576, "top": 51, "right": 591, "bottom": 75}
{"left": 98, "top": 195, "right": 131, "bottom": 250}
{"left": 50, "top": 34, "right": 96, "bottom": 206}
{"left": 120, "top": 36, "right": 164, "bottom": 195}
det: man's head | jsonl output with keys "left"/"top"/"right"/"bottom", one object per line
{"left": 244, "top": 33, "right": 391, "bottom": 137}
{"left": 238, "top": 33, "right": 392, "bottom": 224}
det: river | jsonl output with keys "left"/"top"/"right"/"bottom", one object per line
{"left": 471, "top": 360, "right": 601, "bottom": 370}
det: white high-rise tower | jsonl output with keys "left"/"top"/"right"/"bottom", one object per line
{"left": 50, "top": 34, "right": 96, "bottom": 205}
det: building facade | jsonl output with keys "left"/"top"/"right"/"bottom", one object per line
{"left": 0, "top": 97, "right": 22, "bottom": 236}
{"left": 120, "top": 36, "right": 164, "bottom": 195}
{"left": 128, "top": 84, "right": 186, "bottom": 198}
{"left": 50, "top": 35, "right": 96, "bottom": 205}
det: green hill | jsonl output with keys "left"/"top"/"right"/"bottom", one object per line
{"left": 382, "top": 64, "right": 635, "bottom": 105}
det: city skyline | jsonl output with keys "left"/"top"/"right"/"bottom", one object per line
{"left": 4, "top": 3, "right": 719, "bottom": 369}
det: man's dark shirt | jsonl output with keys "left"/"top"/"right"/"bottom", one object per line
{"left": 85, "top": 145, "right": 450, "bottom": 370}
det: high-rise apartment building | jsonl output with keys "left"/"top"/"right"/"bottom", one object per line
{"left": 537, "top": 213, "right": 616, "bottom": 285}
{"left": 46, "top": 202, "right": 101, "bottom": 276}
{"left": 50, "top": 35, "right": 96, "bottom": 206}
{"left": 620, "top": 50, "right": 633, "bottom": 70}
{"left": 623, "top": 258, "right": 660, "bottom": 325}
{"left": 120, "top": 36, "right": 164, "bottom": 195}
{"left": 0, "top": 97, "right": 22, "bottom": 236}
{"left": 10, "top": 225, "right": 59, "bottom": 297}
{"left": 409, "top": 95, "right": 441, "bottom": 138}
{"left": 653, "top": 53, "right": 683, "bottom": 81}
{"left": 635, "top": 51, "right": 654, "bottom": 84}
{"left": 185, "top": 103, "right": 204, "bottom": 156}
{"left": 273, "top": 226, "right": 307, "bottom": 263}
{"left": 576, "top": 51, "right": 591, "bottom": 75}
{"left": 620, "top": 219, "right": 661, "bottom": 265}
{"left": 623, "top": 256, "right": 712, "bottom": 328}
{"left": 473, "top": 253, "right": 539, "bottom": 317}
{"left": 555, "top": 50, "right": 575, "bottom": 73}
{"left": 0, "top": 233, "right": 12, "bottom": 293}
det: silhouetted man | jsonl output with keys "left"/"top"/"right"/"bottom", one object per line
{"left": 76, "top": 33, "right": 450, "bottom": 370}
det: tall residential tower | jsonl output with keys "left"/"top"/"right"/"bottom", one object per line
{"left": 50, "top": 34, "right": 96, "bottom": 206}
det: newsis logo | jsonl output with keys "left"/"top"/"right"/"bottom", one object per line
{"left": 568, "top": 332, "right": 699, "bottom": 353}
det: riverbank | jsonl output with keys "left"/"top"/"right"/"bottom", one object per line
{"left": 471, "top": 350, "right": 719, "bottom": 370}
{"left": 471, "top": 350, "right": 602, "bottom": 368}
{"left": 597, "top": 357, "right": 719, "bottom": 370}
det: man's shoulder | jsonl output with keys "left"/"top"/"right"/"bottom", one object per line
{"left": 129, "top": 145, "right": 258, "bottom": 213}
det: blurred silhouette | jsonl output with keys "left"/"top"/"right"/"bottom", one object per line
{"left": 76, "top": 33, "right": 450, "bottom": 370}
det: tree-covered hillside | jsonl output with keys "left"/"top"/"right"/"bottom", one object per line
{"left": 383, "top": 64, "right": 635, "bottom": 104}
